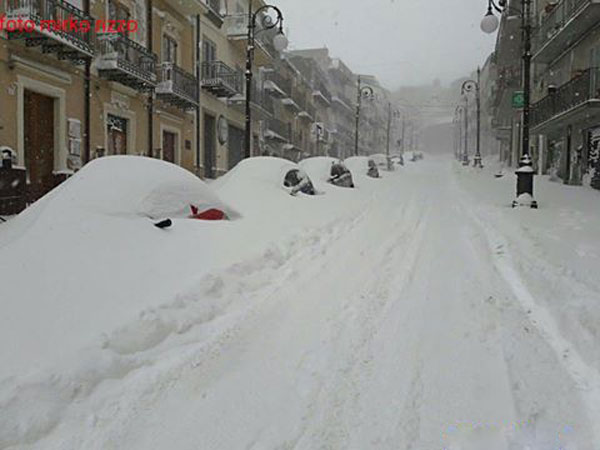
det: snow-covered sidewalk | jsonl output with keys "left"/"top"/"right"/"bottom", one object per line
{"left": 1, "top": 156, "right": 599, "bottom": 449}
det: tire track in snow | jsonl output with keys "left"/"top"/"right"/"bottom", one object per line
{"left": 452, "top": 168, "right": 600, "bottom": 447}
{"left": 289, "top": 197, "right": 431, "bottom": 449}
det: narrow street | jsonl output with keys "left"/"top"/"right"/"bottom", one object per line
{"left": 25, "top": 158, "right": 599, "bottom": 450}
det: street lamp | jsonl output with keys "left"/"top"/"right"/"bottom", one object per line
{"left": 454, "top": 106, "right": 463, "bottom": 161}
{"left": 244, "top": 1, "right": 288, "bottom": 159}
{"left": 461, "top": 67, "right": 483, "bottom": 168}
{"left": 386, "top": 103, "right": 401, "bottom": 170}
{"left": 481, "top": 0, "right": 537, "bottom": 208}
{"left": 460, "top": 96, "right": 470, "bottom": 166}
{"left": 354, "top": 75, "right": 375, "bottom": 156}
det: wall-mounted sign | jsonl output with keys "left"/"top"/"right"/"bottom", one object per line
{"left": 512, "top": 91, "right": 525, "bottom": 109}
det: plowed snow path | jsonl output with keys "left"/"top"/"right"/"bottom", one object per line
{"left": 30, "top": 159, "right": 599, "bottom": 450}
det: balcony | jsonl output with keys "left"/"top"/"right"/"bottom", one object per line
{"left": 283, "top": 87, "right": 304, "bottom": 112}
{"left": 283, "top": 131, "right": 304, "bottom": 154}
{"left": 224, "top": 14, "right": 274, "bottom": 66}
{"left": 169, "top": 0, "right": 207, "bottom": 16}
{"left": 296, "top": 94, "right": 315, "bottom": 121}
{"left": 156, "top": 62, "right": 199, "bottom": 110}
{"left": 228, "top": 80, "right": 274, "bottom": 119}
{"left": 265, "top": 118, "right": 289, "bottom": 142}
{"left": 313, "top": 81, "right": 332, "bottom": 106}
{"left": 203, "top": 0, "right": 224, "bottom": 28}
{"left": 5, "top": 0, "right": 95, "bottom": 64}
{"left": 201, "top": 60, "right": 242, "bottom": 98}
{"left": 531, "top": 67, "right": 600, "bottom": 131}
{"left": 331, "top": 94, "right": 354, "bottom": 113}
{"left": 264, "top": 70, "right": 292, "bottom": 98}
{"left": 533, "top": 0, "right": 600, "bottom": 64}
{"left": 96, "top": 34, "right": 157, "bottom": 91}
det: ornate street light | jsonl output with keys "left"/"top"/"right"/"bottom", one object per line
{"left": 454, "top": 106, "right": 464, "bottom": 161}
{"left": 481, "top": 0, "right": 537, "bottom": 208}
{"left": 461, "top": 67, "right": 483, "bottom": 168}
{"left": 354, "top": 75, "right": 375, "bottom": 156}
{"left": 244, "top": 1, "right": 288, "bottom": 159}
{"left": 386, "top": 104, "right": 401, "bottom": 170}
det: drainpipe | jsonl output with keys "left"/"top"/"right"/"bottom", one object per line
{"left": 196, "top": 13, "right": 201, "bottom": 175}
{"left": 147, "top": 0, "right": 154, "bottom": 157}
{"left": 83, "top": 0, "right": 91, "bottom": 164}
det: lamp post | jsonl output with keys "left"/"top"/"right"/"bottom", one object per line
{"left": 461, "top": 68, "right": 483, "bottom": 168}
{"left": 462, "top": 95, "right": 470, "bottom": 166}
{"left": 386, "top": 103, "right": 401, "bottom": 170}
{"left": 454, "top": 106, "right": 463, "bottom": 161}
{"left": 481, "top": 0, "right": 537, "bottom": 208}
{"left": 354, "top": 75, "right": 375, "bottom": 156}
{"left": 244, "top": 1, "right": 288, "bottom": 159}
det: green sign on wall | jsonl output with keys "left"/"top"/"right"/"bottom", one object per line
{"left": 512, "top": 91, "right": 525, "bottom": 109}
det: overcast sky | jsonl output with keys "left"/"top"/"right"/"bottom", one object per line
{"left": 273, "top": 0, "right": 497, "bottom": 90}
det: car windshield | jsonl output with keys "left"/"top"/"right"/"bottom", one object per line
{"left": 1, "top": 1, "right": 599, "bottom": 448}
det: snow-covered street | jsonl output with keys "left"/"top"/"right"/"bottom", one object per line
{"left": 2, "top": 157, "right": 599, "bottom": 449}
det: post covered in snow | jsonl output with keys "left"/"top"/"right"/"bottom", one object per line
{"left": 513, "top": 154, "right": 538, "bottom": 208}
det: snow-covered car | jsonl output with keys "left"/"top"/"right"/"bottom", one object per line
{"left": 299, "top": 157, "right": 355, "bottom": 188}
{"left": 212, "top": 156, "right": 317, "bottom": 197}
{"left": 344, "top": 156, "right": 380, "bottom": 178}
{"left": 370, "top": 153, "right": 393, "bottom": 171}
{"left": 15, "top": 155, "right": 238, "bottom": 223}
{"left": 405, "top": 151, "right": 424, "bottom": 162}
{"left": 390, "top": 154, "right": 404, "bottom": 166}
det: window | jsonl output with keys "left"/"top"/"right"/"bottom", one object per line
{"left": 108, "top": 0, "right": 131, "bottom": 24}
{"left": 163, "top": 35, "right": 178, "bottom": 64}
{"left": 202, "top": 37, "right": 217, "bottom": 63}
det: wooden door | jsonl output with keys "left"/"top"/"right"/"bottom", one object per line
{"left": 204, "top": 114, "right": 216, "bottom": 178}
{"left": 24, "top": 90, "right": 55, "bottom": 202}
{"left": 163, "top": 131, "right": 176, "bottom": 163}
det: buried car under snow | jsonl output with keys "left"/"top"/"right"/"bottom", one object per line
{"left": 370, "top": 153, "right": 394, "bottom": 171}
{"left": 344, "top": 156, "right": 380, "bottom": 179}
{"left": 299, "top": 157, "right": 355, "bottom": 188}
{"left": 212, "top": 157, "right": 317, "bottom": 198}
{"left": 12, "top": 155, "right": 239, "bottom": 224}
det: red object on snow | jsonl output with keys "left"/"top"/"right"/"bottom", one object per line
{"left": 189, "top": 205, "right": 227, "bottom": 221}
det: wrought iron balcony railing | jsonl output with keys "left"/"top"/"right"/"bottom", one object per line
{"left": 224, "top": 13, "right": 275, "bottom": 58}
{"left": 97, "top": 33, "right": 157, "bottom": 90}
{"left": 156, "top": 62, "right": 199, "bottom": 109}
{"left": 313, "top": 80, "right": 332, "bottom": 105}
{"left": 533, "top": 0, "right": 600, "bottom": 62}
{"left": 201, "top": 60, "right": 242, "bottom": 97}
{"left": 264, "top": 71, "right": 292, "bottom": 96}
{"left": 5, "top": 0, "right": 95, "bottom": 62}
{"left": 531, "top": 67, "right": 600, "bottom": 127}
{"left": 202, "top": 0, "right": 223, "bottom": 26}
{"left": 251, "top": 81, "right": 274, "bottom": 115}
{"left": 265, "top": 117, "right": 289, "bottom": 140}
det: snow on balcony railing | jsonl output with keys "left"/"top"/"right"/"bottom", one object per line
{"left": 534, "top": 0, "right": 592, "bottom": 51}
{"left": 157, "top": 62, "right": 199, "bottom": 107}
{"left": 531, "top": 67, "right": 600, "bottom": 127}
{"left": 97, "top": 33, "right": 157, "bottom": 85}
{"left": 5, "top": 0, "right": 95, "bottom": 56}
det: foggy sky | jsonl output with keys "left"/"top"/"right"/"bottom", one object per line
{"left": 273, "top": 0, "right": 497, "bottom": 90}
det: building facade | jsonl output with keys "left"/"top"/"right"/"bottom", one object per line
{"left": 0, "top": 0, "right": 396, "bottom": 216}
{"left": 488, "top": 0, "right": 600, "bottom": 190}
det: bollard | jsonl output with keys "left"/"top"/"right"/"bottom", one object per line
{"left": 512, "top": 154, "right": 538, "bottom": 209}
